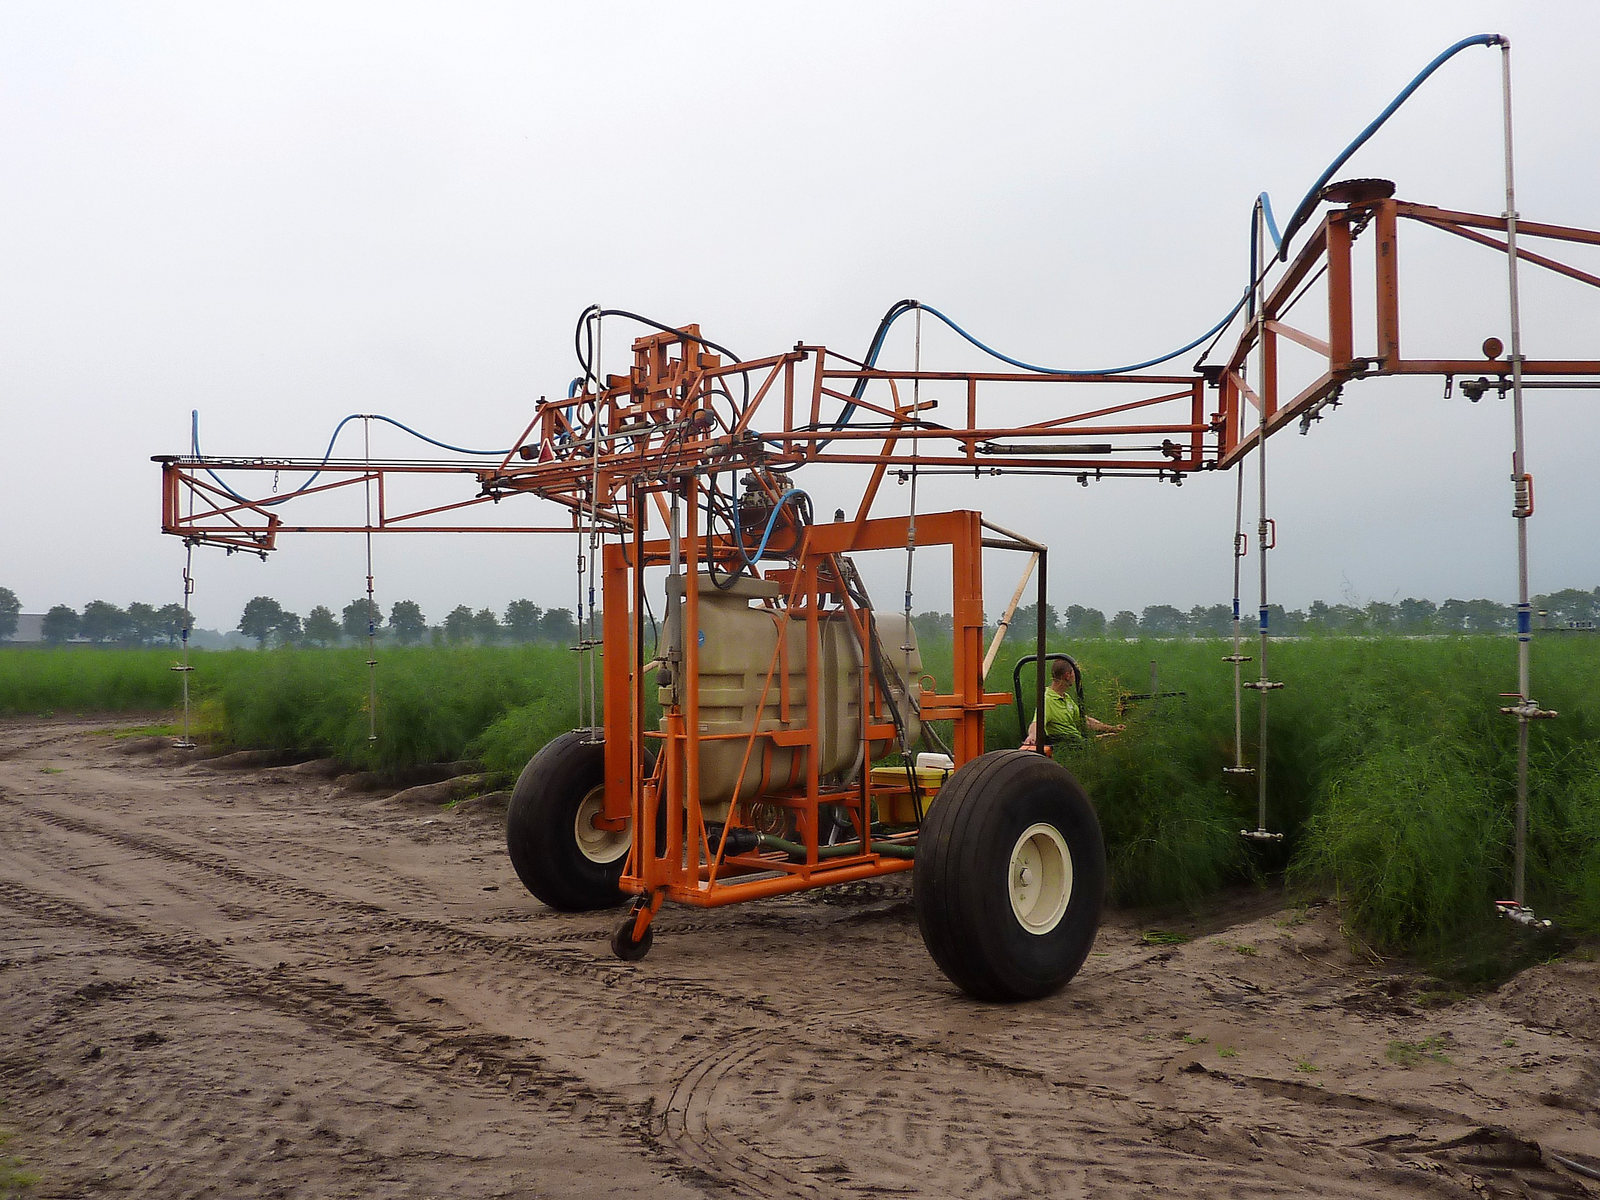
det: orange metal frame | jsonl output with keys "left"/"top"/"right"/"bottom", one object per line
{"left": 603, "top": 507, "right": 1012, "bottom": 909}
{"left": 157, "top": 323, "right": 1213, "bottom": 554}
{"left": 1214, "top": 197, "right": 1600, "bottom": 466}
{"left": 155, "top": 191, "right": 1600, "bottom": 925}
{"left": 157, "top": 198, "right": 1600, "bottom": 556}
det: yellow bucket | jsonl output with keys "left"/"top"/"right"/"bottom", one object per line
{"left": 869, "top": 764, "right": 949, "bottom": 824}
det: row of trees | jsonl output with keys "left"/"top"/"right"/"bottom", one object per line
{"left": 27, "top": 598, "right": 192, "bottom": 646}
{"left": 10, "top": 584, "right": 1594, "bottom": 647}
{"left": 912, "top": 587, "right": 1600, "bottom": 641}
{"left": 236, "top": 597, "right": 578, "bottom": 648}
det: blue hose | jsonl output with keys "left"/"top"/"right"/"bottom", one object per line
{"left": 733, "top": 487, "right": 811, "bottom": 565}
{"left": 194, "top": 412, "right": 512, "bottom": 508}
{"left": 837, "top": 34, "right": 1502, "bottom": 393}
{"left": 910, "top": 298, "right": 1250, "bottom": 377}
{"left": 1256, "top": 192, "right": 1283, "bottom": 252}
{"left": 1273, "top": 33, "right": 1503, "bottom": 257}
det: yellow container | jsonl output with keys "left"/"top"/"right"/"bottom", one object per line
{"left": 869, "top": 764, "right": 949, "bottom": 824}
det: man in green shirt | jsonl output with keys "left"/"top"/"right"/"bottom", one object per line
{"left": 1021, "top": 657, "right": 1123, "bottom": 749}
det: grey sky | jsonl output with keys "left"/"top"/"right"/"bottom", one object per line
{"left": 3, "top": 2, "right": 1597, "bottom": 631}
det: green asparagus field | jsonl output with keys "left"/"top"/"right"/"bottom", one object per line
{"left": 4, "top": 636, "right": 1596, "bottom": 965}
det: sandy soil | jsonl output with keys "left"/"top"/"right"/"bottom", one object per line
{"left": 0, "top": 715, "right": 1596, "bottom": 1199}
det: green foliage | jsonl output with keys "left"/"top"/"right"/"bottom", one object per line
{"left": 388, "top": 600, "right": 427, "bottom": 644}
{"left": 1060, "top": 714, "right": 1249, "bottom": 909}
{"left": 1140, "top": 930, "right": 1189, "bottom": 945}
{"left": 443, "top": 604, "right": 475, "bottom": 643}
{"left": 0, "top": 647, "right": 184, "bottom": 712}
{"left": 0, "top": 633, "right": 1595, "bottom": 967}
{"left": 0, "top": 588, "right": 21, "bottom": 642}
{"left": 208, "top": 645, "right": 582, "bottom": 772}
{"left": 304, "top": 605, "right": 341, "bottom": 647}
{"left": 1282, "top": 637, "right": 1600, "bottom": 955}
{"left": 1536, "top": 586, "right": 1599, "bottom": 627}
{"left": 340, "top": 599, "right": 374, "bottom": 641}
{"left": 0, "top": 643, "right": 583, "bottom": 774}
{"left": 469, "top": 698, "right": 575, "bottom": 776}
{"left": 41, "top": 604, "right": 79, "bottom": 644}
{"left": 1385, "top": 1036, "right": 1451, "bottom": 1067}
{"left": 0, "top": 1126, "right": 41, "bottom": 1194}
{"left": 239, "top": 596, "right": 299, "bottom": 648}
{"left": 923, "top": 633, "right": 1600, "bottom": 953}
{"left": 79, "top": 600, "right": 129, "bottom": 644}
{"left": 1293, "top": 737, "right": 1505, "bottom": 949}
{"left": 503, "top": 599, "right": 543, "bottom": 643}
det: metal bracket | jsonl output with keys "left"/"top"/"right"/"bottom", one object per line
{"left": 1243, "top": 680, "right": 1285, "bottom": 691}
{"left": 1494, "top": 900, "right": 1551, "bottom": 928}
{"left": 1223, "top": 766, "right": 1256, "bottom": 776}
{"left": 1499, "top": 701, "right": 1558, "bottom": 720}
{"left": 1240, "top": 828, "right": 1284, "bottom": 842}
{"left": 1221, "top": 654, "right": 1253, "bottom": 663}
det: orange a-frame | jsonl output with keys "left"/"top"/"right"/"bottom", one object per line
{"left": 157, "top": 189, "right": 1600, "bottom": 947}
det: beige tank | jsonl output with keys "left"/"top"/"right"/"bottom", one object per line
{"left": 661, "top": 573, "right": 921, "bottom": 820}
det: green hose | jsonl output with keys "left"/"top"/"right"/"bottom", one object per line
{"left": 754, "top": 833, "right": 915, "bottom": 861}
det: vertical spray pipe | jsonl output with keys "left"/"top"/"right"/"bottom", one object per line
{"left": 1254, "top": 200, "right": 1272, "bottom": 836}
{"left": 363, "top": 418, "right": 378, "bottom": 742}
{"left": 1230, "top": 464, "right": 1247, "bottom": 770}
{"left": 1036, "top": 549, "right": 1047, "bottom": 757}
{"left": 1499, "top": 39, "right": 1533, "bottom": 907}
{"left": 588, "top": 316, "right": 604, "bottom": 732}
{"left": 668, "top": 487, "right": 682, "bottom": 711}
{"left": 176, "top": 541, "right": 196, "bottom": 749}
{"left": 173, "top": 409, "right": 200, "bottom": 750}
{"left": 903, "top": 308, "right": 920, "bottom": 679}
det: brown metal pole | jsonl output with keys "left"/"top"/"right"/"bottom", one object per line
{"left": 1035, "top": 549, "right": 1047, "bottom": 755}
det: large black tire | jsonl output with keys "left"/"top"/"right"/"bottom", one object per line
{"left": 506, "top": 731, "right": 633, "bottom": 912}
{"left": 913, "top": 749, "right": 1105, "bottom": 1002}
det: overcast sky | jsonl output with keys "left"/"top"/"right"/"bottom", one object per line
{"left": 3, "top": 2, "right": 1598, "bottom": 630}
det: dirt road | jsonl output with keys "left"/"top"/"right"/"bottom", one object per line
{"left": 0, "top": 716, "right": 1595, "bottom": 1198}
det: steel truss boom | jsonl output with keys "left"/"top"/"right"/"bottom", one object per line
{"left": 159, "top": 195, "right": 1599, "bottom": 555}
{"left": 1214, "top": 193, "right": 1600, "bottom": 465}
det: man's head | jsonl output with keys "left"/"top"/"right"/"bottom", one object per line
{"left": 1050, "top": 657, "right": 1076, "bottom": 690}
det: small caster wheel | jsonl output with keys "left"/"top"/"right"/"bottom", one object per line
{"left": 611, "top": 912, "right": 654, "bottom": 962}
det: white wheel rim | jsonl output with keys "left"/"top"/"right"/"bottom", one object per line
{"left": 1008, "top": 822, "right": 1073, "bottom": 935}
{"left": 574, "top": 786, "right": 631, "bottom": 865}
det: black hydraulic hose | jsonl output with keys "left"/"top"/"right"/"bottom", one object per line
{"left": 573, "top": 306, "right": 752, "bottom": 407}
{"left": 823, "top": 298, "right": 918, "bottom": 439}
{"left": 701, "top": 473, "right": 746, "bottom": 591}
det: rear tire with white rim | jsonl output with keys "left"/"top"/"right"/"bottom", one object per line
{"left": 506, "top": 730, "right": 636, "bottom": 912}
{"left": 913, "top": 749, "right": 1105, "bottom": 1001}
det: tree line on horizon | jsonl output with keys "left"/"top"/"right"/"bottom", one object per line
{"left": 913, "top": 586, "right": 1600, "bottom": 641}
{"left": 236, "top": 597, "right": 577, "bottom": 649}
{"left": 0, "top": 587, "right": 191, "bottom": 647}
{"left": 5, "top": 584, "right": 1596, "bottom": 648}
{"left": 0, "top": 588, "right": 581, "bottom": 649}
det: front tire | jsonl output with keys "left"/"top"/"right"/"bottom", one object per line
{"left": 506, "top": 731, "right": 632, "bottom": 912}
{"left": 913, "top": 750, "right": 1105, "bottom": 1001}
